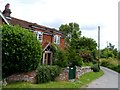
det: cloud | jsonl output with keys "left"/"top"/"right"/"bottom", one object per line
{"left": 41, "top": 19, "right": 63, "bottom": 29}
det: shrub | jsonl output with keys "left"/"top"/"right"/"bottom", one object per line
{"left": 100, "top": 59, "right": 109, "bottom": 67}
{"left": 91, "top": 64, "right": 100, "bottom": 72}
{"left": 52, "top": 44, "right": 68, "bottom": 67}
{"left": 36, "top": 65, "right": 61, "bottom": 83}
{"left": 100, "top": 58, "right": 120, "bottom": 73}
{"left": 2, "top": 25, "right": 42, "bottom": 78}
{"left": 66, "top": 47, "right": 83, "bottom": 67}
{"left": 117, "top": 52, "right": 120, "bottom": 60}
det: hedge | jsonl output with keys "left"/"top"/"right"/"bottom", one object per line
{"left": 100, "top": 58, "right": 120, "bottom": 73}
{"left": 2, "top": 25, "right": 42, "bottom": 78}
{"left": 91, "top": 64, "right": 100, "bottom": 72}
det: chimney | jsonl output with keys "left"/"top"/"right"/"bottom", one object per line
{"left": 3, "top": 3, "right": 12, "bottom": 17}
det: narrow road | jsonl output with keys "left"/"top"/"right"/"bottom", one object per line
{"left": 86, "top": 66, "right": 119, "bottom": 88}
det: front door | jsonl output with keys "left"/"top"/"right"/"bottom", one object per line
{"left": 43, "top": 51, "right": 52, "bottom": 65}
{"left": 45, "top": 53, "right": 51, "bottom": 65}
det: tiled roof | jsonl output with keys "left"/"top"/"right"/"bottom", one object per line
{"left": 9, "top": 17, "right": 64, "bottom": 37}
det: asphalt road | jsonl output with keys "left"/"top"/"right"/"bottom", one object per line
{"left": 86, "top": 66, "right": 119, "bottom": 88}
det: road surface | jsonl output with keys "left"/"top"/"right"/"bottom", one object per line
{"left": 86, "top": 66, "right": 119, "bottom": 88}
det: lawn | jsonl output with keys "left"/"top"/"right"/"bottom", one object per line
{"left": 2, "top": 70, "right": 104, "bottom": 88}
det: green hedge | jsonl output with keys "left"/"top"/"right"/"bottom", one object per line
{"left": 91, "top": 64, "right": 100, "bottom": 72}
{"left": 2, "top": 25, "right": 42, "bottom": 78}
{"left": 100, "top": 58, "right": 120, "bottom": 73}
{"left": 36, "top": 65, "right": 61, "bottom": 83}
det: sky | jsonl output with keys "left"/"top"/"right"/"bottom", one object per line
{"left": 0, "top": 0, "right": 119, "bottom": 50}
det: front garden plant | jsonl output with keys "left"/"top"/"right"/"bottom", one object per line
{"left": 2, "top": 24, "right": 42, "bottom": 78}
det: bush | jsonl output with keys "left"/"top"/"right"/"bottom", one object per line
{"left": 100, "top": 59, "right": 109, "bottom": 67}
{"left": 36, "top": 65, "right": 61, "bottom": 83}
{"left": 100, "top": 58, "right": 120, "bottom": 73}
{"left": 2, "top": 25, "right": 42, "bottom": 78}
{"left": 52, "top": 44, "right": 68, "bottom": 67}
{"left": 91, "top": 64, "right": 100, "bottom": 72}
{"left": 66, "top": 47, "right": 83, "bottom": 67}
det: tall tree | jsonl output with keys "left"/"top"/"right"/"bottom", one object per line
{"left": 59, "top": 22, "right": 81, "bottom": 44}
{"left": 59, "top": 22, "right": 82, "bottom": 66}
{"left": 59, "top": 22, "right": 97, "bottom": 66}
{"left": 78, "top": 36, "right": 97, "bottom": 62}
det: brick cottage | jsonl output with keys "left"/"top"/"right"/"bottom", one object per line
{"left": 0, "top": 3, "right": 65, "bottom": 65}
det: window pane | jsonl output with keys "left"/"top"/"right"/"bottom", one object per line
{"left": 34, "top": 31, "right": 43, "bottom": 43}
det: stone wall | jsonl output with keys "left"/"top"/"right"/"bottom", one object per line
{"left": 56, "top": 66, "right": 92, "bottom": 81}
{"left": 55, "top": 67, "right": 69, "bottom": 81}
{"left": 3, "top": 66, "right": 92, "bottom": 86}
{"left": 6, "top": 71, "right": 36, "bottom": 84}
{"left": 76, "top": 66, "right": 92, "bottom": 77}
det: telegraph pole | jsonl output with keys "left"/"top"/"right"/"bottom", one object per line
{"left": 98, "top": 26, "right": 100, "bottom": 69}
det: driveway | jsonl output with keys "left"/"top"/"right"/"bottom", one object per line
{"left": 86, "top": 66, "right": 119, "bottom": 88}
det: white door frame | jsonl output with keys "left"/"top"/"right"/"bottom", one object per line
{"left": 43, "top": 51, "right": 53, "bottom": 65}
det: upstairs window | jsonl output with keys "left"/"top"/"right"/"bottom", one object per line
{"left": 54, "top": 35, "right": 60, "bottom": 44}
{"left": 34, "top": 31, "right": 43, "bottom": 43}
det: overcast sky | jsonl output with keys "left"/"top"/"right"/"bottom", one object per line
{"left": 0, "top": 0, "right": 119, "bottom": 49}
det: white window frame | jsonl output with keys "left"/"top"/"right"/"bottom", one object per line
{"left": 34, "top": 31, "right": 43, "bottom": 43}
{"left": 54, "top": 35, "right": 60, "bottom": 44}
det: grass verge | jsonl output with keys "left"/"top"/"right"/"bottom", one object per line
{"left": 2, "top": 70, "right": 104, "bottom": 88}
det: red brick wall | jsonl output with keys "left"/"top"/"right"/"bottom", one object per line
{"left": 42, "top": 34, "right": 64, "bottom": 50}
{"left": 60, "top": 38, "right": 64, "bottom": 50}
{"left": 42, "top": 34, "right": 53, "bottom": 44}
{"left": 32, "top": 28, "right": 65, "bottom": 50}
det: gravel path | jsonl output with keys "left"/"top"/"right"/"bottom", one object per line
{"left": 86, "top": 66, "right": 119, "bottom": 88}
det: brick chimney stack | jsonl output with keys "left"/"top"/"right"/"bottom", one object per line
{"left": 3, "top": 3, "right": 12, "bottom": 17}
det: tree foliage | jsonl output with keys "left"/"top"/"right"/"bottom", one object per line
{"left": 78, "top": 36, "right": 97, "bottom": 62}
{"left": 2, "top": 25, "right": 42, "bottom": 78}
{"left": 59, "top": 22, "right": 97, "bottom": 66}
{"left": 100, "top": 43, "right": 118, "bottom": 58}
{"left": 59, "top": 22, "right": 81, "bottom": 44}
{"left": 117, "top": 51, "right": 120, "bottom": 60}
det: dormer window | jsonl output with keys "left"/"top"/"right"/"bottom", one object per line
{"left": 54, "top": 35, "right": 60, "bottom": 44}
{"left": 34, "top": 31, "right": 43, "bottom": 43}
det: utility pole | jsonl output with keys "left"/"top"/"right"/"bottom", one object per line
{"left": 98, "top": 26, "right": 100, "bottom": 69}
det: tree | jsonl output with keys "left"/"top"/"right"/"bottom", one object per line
{"left": 78, "top": 36, "right": 97, "bottom": 63}
{"left": 59, "top": 22, "right": 81, "bottom": 44}
{"left": 101, "top": 43, "right": 118, "bottom": 58}
{"left": 59, "top": 22, "right": 82, "bottom": 66}
{"left": 59, "top": 22, "right": 97, "bottom": 66}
